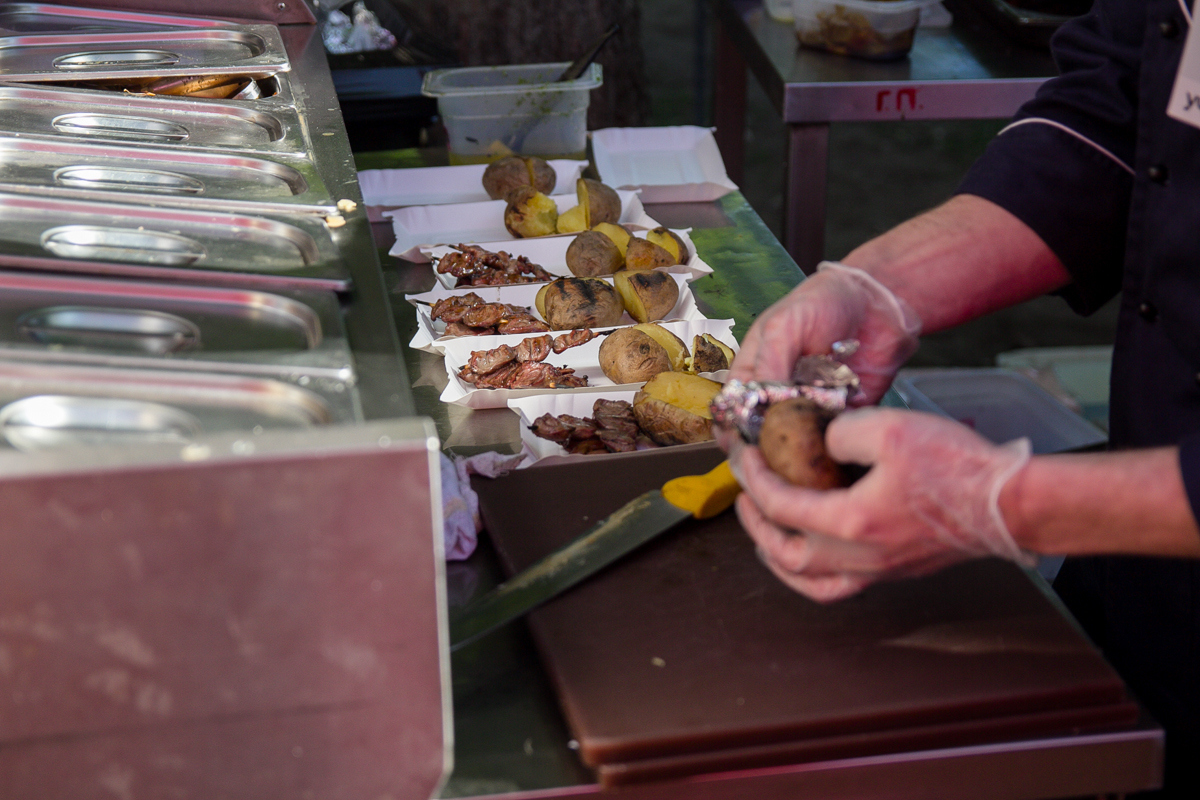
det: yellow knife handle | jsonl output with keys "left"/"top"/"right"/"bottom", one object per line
{"left": 661, "top": 460, "right": 741, "bottom": 519}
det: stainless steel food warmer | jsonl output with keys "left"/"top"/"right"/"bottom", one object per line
{"left": 0, "top": 3, "right": 440, "bottom": 795}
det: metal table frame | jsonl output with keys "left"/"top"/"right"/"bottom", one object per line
{"left": 712, "top": 0, "right": 1058, "bottom": 271}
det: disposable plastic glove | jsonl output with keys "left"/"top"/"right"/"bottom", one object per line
{"left": 730, "top": 261, "right": 922, "bottom": 405}
{"left": 734, "top": 407, "right": 1032, "bottom": 603}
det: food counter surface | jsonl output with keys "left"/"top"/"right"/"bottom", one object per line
{"left": 365, "top": 158, "right": 1161, "bottom": 799}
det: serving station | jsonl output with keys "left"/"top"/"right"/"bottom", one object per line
{"left": 0, "top": 1, "right": 1166, "bottom": 798}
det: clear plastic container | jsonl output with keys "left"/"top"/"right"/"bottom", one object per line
{"left": 891, "top": 368, "right": 1108, "bottom": 454}
{"left": 793, "top": 0, "right": 925, "bottom": 60}
{"left": 422, "top": 62, "right": 602, "bottom": 164}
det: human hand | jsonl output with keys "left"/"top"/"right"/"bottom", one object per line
{"left": 733, "top": 407, "right": 1032, "bottom": 603}
{"left": 730, "top": 262, "right": 921, "bottom": 406}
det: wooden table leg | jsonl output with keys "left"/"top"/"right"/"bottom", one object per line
{"left": 713, "top": 20, "right": 747, "bottom": 186}
{"left": 784, "top": 122, "right": 829, "bottom": 274}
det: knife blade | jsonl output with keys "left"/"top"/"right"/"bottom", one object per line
{"left": 449, "top": 459, "right": 741, "bottom": 651}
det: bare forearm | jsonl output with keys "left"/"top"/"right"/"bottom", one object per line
{"left": 1000, "top": 449, "right": 1200, "bottom": 558}
{"left": 840, "top": 194, "right": 1074, "bottom": 334}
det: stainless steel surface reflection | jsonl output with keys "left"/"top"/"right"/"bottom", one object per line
{"left": 0, "top": 192, "right": 349, "bottom": 289}
{"left": 0, "top": 360, "right": 358, "bottom": 449}
{"left": 0, "top": 270, "right": 353, "bottom": 378}
{"left": 0, "top": 134, "right": 334, "bottom": 213}
{"left": 0, "top": 26, "right": 288, "bottom": 81}
{"left": 0, "top": 393, "right": 202, "bottom": 450}
{"left": 0, "top": 3, "right": 232, "bottom": 35}
{"left": 0, "top": 81, "right": 306, "bottom": 154}
{"left": 17, "top": 306, "right": 202, "bottom": 353}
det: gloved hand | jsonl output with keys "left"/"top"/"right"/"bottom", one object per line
{"left": 730, "top": 261, "right": 922, "bottom": 405}
{"left": 734, "top": 407, "right": 1033, "bottom": 603}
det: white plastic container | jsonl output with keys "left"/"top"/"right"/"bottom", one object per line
{"left": 793, "top": 0, "right": 925, "bottom": 60}
{"left": 421, "top": 62, "right": 602, "bottom": 164}
{"left": 892, "top": 368, "right": 1108, "bottom": 454}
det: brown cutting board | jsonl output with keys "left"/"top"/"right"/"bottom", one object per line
{"left": 473, "top": 448, "right": 1135, "bottom": 785}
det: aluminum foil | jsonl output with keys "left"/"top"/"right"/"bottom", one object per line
{"left": 711, "top": 343, "right": 861, "bottom": 444}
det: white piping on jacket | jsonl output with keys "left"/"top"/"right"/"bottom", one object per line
{"left": 1176, "top": 0, "right": 1191, "bottom": 26}
{"left": 998, "top": 117, "right": 1136, "bottom": 175}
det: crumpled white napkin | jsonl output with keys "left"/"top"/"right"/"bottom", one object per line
{"left": 440, "top": 452, "right": 526, "bottom": 560}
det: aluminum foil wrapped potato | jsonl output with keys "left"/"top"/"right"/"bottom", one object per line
{"left": 712, "top": 347, "right": 862, "bottom": 489}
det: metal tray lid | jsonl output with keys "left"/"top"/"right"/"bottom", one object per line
{"left": 0, "top": 24, "right": 290, "bottom": 83}
{"left": 0, "top": 0, "right": 317, "bottom": 28}
{"left": 0, "top": 418, "right": 449, "bottom": 797}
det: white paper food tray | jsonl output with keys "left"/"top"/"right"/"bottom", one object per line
{"left": 591, "top": 126, "right": 739, "bottom": 203}
{"left": 419, "top": 227, "right": 712, "bottom": 289}
{"left": 508, "top": 390, "right": 724, "bottom": 467}
{"left": 386, "top": 190, "right": 657, "bottom": 259}
{"left": 358, "top": 159, "right": 586, "bottom": 211}
{"left": 406, "top": 272, "right": 703, "bottom": 354}
{"left": 439, "top": 318, "right": 737, "bottom": 409}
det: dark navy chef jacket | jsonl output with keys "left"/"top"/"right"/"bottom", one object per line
{"left": 957, "top": 0, "right": 1200, "bottom": 793}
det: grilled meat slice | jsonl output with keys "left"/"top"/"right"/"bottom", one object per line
{"left": 445, "top": 321, "right": 494, "bottom": 337}
{"left": 515, "top": 335, "right": 553, "bottom": 363}
{"left": 596, "top": 428, "right": 638, "bottom": 452}
{"left": 473, "top": 362, "right": 521, "bottom": 389}
{"left": 506, "top": 362, "right": 587, "bottom": 389}
{"left": 497, "top": 315, "right": 551, "bottom": 334}
{"left": 551, "top": 328, "right": 597, "bottom": 353}
{"left": 466, "top": 344, "right": 517, "bottom": 375}
{"left": 461, "top": 302, "right": 506, "bottom": 329}
{"left": 429, "top": 292, "right": 484, "bottom": 323}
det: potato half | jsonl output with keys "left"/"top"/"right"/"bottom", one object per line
{"left": 633, "top": 323, "right": 689, "bottom": 371}
{"left": 632, "top": 372, "right": 723, "bottom": 445}
{"left": 482, "top": 156, "right": 556, "bottom": 200}
{"left": 592, "top": 222, "right": 631, "bottom": 256}
{"left": 614, "top": 269, "right": 681, "bottom": 323}
{"left": 566, "top": 230, "right": 625, "bottom": 277}
{"left": 556, "top": 203, "right": 589, "bottom": 234}
{"left": 504, "top": 186, "right": 559, "bottom": 238}
{"left": 599, "top": 326, "right": 673, "bottom": 384}
{"left": 542, "top": 277, "right": 625, "bottom": 330}
{"left": 625, "top": 237, "right": 677, "bottom": 270}
{"left": 578, "top": 178, "right": 622, "bottom": 226}
{"left": 687, "top": 333, "right": 735, "bottom": 373}
{"left": 645, "top": 227, "right": 687, "bottom": 264}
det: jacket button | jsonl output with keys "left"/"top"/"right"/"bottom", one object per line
{"left": 1161, "top": 18, "right": 1180, "bottom": 38}
{"left": 1148, "top": 164, "right": 1169, "bottom": 183}
{"left": 1138, "top": 301, "right": 1158, "bottom": 322}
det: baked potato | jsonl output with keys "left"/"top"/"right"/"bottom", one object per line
{"left": 598, "top": 326, "right": 674, "bottom": 384}
{"left": 645, "top": 227, "right": 687, "bottom": 264}
{"left": 758, "top": 397, "right": 847, "bottom": 490}
{"left": 633, "top": 323, "right": 689, "bottom": 371}
{"left": 504, "top": 186, "right": 559, "bottom": 238}
{"left": 625, "top": 237, "right": 678, "bottom": 270}
{"left": 578, "top": 178, "right": 622, "bottom": 226}
{"left": 632, "top": 372, "right": 723, "bottom": 445}
{"left": 614, "top": 269, "right": 680, "bottom": 323}
{"left": 482, "top": 156, "right": 556, "bottom": 201}
{"left": 541, "top": 277, "right": 625, "bottom": 330}
{"left": 566, "top": 230, "right": 625, "bottom": 277}
{"left": 556, "top": 203, "right": 589, "bottom": 234}
{"left": 592, "top": 222, "right": 631, "bottom": 257}
{"left": 687, "top": 333, "right": 735, "bottom": 373}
